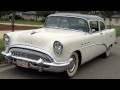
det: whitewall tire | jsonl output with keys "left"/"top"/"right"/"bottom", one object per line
{"left": 63, "top": 52, "right": 79, "bottom": 78}
{"left": 102, "top": 46, "right": 111, "bottom": 58}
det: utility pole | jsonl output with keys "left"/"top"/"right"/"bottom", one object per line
{"left": 109, "top": 18, "right": 111, "bottom": 29}
{"left": 11, "top": 11, "right": 15, "bottom": 32}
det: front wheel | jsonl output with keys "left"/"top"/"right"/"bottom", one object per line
{"left": 63, "top": 52, "right": 79, "bottom": 78}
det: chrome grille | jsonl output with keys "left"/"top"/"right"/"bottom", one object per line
{"left": 9, "top": 48, "right": 53, "bottom": 62}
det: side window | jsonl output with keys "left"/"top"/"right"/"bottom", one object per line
{"left": 78, "top": 19, "right": 89, "bottom": 32}
{"left": 90, "top": 21, "right": 99, "bottom": 32}
{"left": 100, "top": 21, "right": 105, "bottom": 30}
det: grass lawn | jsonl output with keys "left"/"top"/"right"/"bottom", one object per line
{"left": 0, "top": 20, "right": 44, "bottom": 25}
{"left": 107, "top": 25, "right": 120, "bottom": 37}
{"left": 0, "top": 39, "right": 5, "bottom": 62}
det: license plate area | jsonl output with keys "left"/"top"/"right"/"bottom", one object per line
{"left": 17, "top": 60, "right": 29, "bottom": 68}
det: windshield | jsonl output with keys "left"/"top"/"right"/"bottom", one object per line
{"left": 44, "top": 16, "right": 89, "bottom": 32}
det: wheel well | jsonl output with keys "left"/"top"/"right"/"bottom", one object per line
{"left": 110, "top": 44, "right": 113, "bottom": 47}
{"left": 75, "top": 50, "right": 82, "bottom": 65}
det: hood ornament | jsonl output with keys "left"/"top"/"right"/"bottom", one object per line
{"left": 31, "top": 31, "right": 36, "bottom": 35}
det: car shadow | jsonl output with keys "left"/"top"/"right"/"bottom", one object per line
{"left": 10, "top": 66, "right": 65, "bottom": 79}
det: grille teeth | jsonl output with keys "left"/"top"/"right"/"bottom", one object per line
{"left": 9, "top": 48, "right": 52, "bottom": 62}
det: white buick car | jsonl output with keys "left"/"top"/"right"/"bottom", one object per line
{"left": 1, "top": 13, "right": 117, "bottom": 78}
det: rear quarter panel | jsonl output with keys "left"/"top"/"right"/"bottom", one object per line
{"left": 102, "top": 28, "right": 116, "bottom": 48}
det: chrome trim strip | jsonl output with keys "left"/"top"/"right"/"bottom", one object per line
{"left": 8, "top": 44, "right": 58, "bottom": 62}
{"left": 1, "top": 51, "right": 11, "bottom": 57}
{"left": 68, "top": 43, "right": 107, "bottom": 53}
{"left": 2, "top": 51, "right": 73, "bottom": 66}
{"left": 9, "top": 45, "right": 53, "bottom": 58}
{"left": 91, "top": 43, "right": 107, "bottom": 48}
{"left": 80, "top": 45, "right": 91, "bottom": 49}
{"left": 5, "top": 44, "right": 72, "bottom": 64}
{"left": 1, "top": 51, "right": 73, "bottom": 72}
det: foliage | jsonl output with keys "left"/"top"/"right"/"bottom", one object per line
{"left": 0, "top": 11, "right": 12, "bottom": 17}
{"left": 9, "top": 15, "right": 24, "bottom": 20}
{"left": 107, "top": 25, "right": 120, "bottom": 37}
{"left": 36, "top": 11, "right": 55, "bottom": 22}
{"left": 80, "top": 11, "right": 91, "bottom": 14}
{"left": 36, "top": 11, "right": 55, "bottom": 17}
{"left": 0, "top": 39, "right": 5, "bottom": 62}
{"left": 100, "top": 11, "right": 116, "bottom": 18}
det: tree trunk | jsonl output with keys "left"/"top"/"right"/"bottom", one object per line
{"left": 36, "top": 16, "right": 37, "bottom": 21}
{"left": 109, "top": 18, "right": 111, "bottom": 29}
{"left": 11, "top": 12, "right": 15, "bottom": 32}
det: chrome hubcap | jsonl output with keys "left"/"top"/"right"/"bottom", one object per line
{"left": 106, "top": 47, "right": 110, "bottom": 56}
{"left": 68, "top": 55, "right": 76, "bottom": 73}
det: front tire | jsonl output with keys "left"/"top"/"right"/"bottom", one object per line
{"left": 63, "top": 52, "right": 79, "bottom": 78}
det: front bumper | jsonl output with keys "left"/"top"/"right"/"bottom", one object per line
{"left": 1, "top": 51, "right": 73, "bottom": 73}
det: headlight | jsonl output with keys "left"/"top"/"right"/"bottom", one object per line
{"left": 3, "top": 34, "right": 10, "bottom": 47}
{"left": 53, "top": 41, "right": 63, "bottom": 56}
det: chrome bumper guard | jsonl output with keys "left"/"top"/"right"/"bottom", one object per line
{"left": 1, "top": 51, "right": 73, "bottom": 73}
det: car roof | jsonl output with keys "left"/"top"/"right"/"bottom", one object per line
{"left": 48, "top": 13, "right": 104, "bottom": 21}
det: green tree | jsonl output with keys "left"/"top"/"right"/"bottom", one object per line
{"left": 0, "top": 11, "right": 12, "bottom": 17}
{"left": 80, "top": 11, "right": 91, "bottom": 14}
{"left": 100, "top": 11, "right": 115, "bottom": 18}
{"left": 36, "top": 11, "right": 55, "bottom": 22}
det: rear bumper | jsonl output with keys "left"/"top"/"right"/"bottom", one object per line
{"left": 1, "top": 51, "right": 73, "bottom": 73}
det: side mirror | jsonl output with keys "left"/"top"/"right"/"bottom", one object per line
{"left": 92, "top": 29, "right": 96, "bottom": 33}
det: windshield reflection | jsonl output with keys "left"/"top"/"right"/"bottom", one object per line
{"left": 44, "top": 16, "right": 89, "bottom": 32}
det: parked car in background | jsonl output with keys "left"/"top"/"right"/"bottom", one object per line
{"left": 1, "top": 13, "right": 117, "bottom": 78}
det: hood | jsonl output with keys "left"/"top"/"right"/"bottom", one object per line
{"left": 11, "top": 28, "right": 85, "bottom": 50}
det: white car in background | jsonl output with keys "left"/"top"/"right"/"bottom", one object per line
{"left": 1, "top": 13, "right": 117, "bottom": 78}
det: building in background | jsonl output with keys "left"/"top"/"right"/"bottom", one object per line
{"left": 91, "top": 12, "right": 120, "bottom": 26}
{"left": 22, "top": 11, "right": 36, "bottom": 20}
{"left": 104, "top": 15, "right": 120, "bottom": 26}
{"left": 22, "top": 11, "right": 42, "bottom": 21}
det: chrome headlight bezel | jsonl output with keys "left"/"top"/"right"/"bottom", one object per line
{"left": 3, "top": 34, "right": 10, "bottom": 48}
{"left": 53, "top": 41, "right": 63, "bottom": 57}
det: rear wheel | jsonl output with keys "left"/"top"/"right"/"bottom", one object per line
{"left": 102, "top": 46, "right": 111, "bottom": 58}
{"left": 63, "top": 52, "right": 79, "bottom": 78}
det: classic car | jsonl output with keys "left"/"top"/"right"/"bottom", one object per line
{"left": 1, "top": 13, "right": 117, "bottom": 78}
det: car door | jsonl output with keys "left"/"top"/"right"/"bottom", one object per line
{"left": 89, "top": 20, "right": 106, "bottom": 60}
{"left": 99, "top": 21, "right": 112, "bottom": 48}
